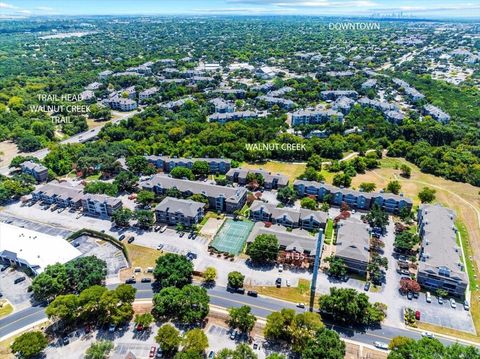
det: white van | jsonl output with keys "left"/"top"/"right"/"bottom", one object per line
{"left": 426, "top": 292, "right": 431, "bottom": 303}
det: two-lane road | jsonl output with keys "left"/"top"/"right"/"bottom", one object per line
{"left": 0, "top": 282, "right": 470, "bottom": 348}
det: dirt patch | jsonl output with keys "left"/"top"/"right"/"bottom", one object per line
{"left": 0, "top": 141, "right": 20, "bottom": 167}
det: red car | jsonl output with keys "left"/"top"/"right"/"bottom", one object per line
{"left": 149, "top": 346, "right": 156, "bottom": 358}
{"left": 84, "top": 324, "right": 91, "bottom": 334}
{"left": 136, "top": 324, "right": 144, "bottom": 331}
{"left": 415, "top": 311, "right": 421, "bottom": 320}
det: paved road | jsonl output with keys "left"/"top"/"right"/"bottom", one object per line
{"left": 0, "top": 282, "right": 471, "bottom": 348}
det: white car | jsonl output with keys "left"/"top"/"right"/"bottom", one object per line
{"left": 464, "top": 300, "right": 470, "bottom": 311}
{"left": 159, "top": 225, "right": 168, "bottom": 233}
{"left": 421, "top": 331, "right": 435, "bottom": 339}
{"left": 297, "top": 303, "right": 305, "bottom": 308}
{"left": 450, "top": 298, "right": 457, "bottom": 308}
{"left": 426, "top": 292, "right": 431, "bottom": 303}
{"left": 286, "top": 279, "right": 291, "bottom": 287}
{"left": 278, "top": 264, "right": 283, "bottom": 272}
{"left": 374, "top": 341, "right": 389, "bottom": 350}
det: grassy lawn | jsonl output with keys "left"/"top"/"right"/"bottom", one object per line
{"left": 0, "top": 320, "right": 50, "bottom": 359}
{"left": 199, "top": 211, "right": 224, "bottom": 226}
{"left": 240, "top": 161, "right": 306, "bottom": 183}
{"left": 456, "top": 220, "right": 478, "bottom": 290}
{"left": 324, "top": 219, "right": 334, "bottom": 244}
{"left": 246, "top": 279, "right": 315, "bottom": 307}
{"left": 120, "top": 243, "right": 163, "bottom": 281}
{"left": 0, "top": 303, "right": 13, "bottom": 318}
{"left": 417, "top": 322, "right": 480, "bottom": 344}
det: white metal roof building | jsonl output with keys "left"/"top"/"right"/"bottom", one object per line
{"left": 0, "top": 222, "right": 81, "bottom": 275}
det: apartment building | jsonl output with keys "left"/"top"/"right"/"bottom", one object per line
{"left": 145, "top": 156, "right": 231, "bottom": 175}
{"left": 335, "top": 218, "right": 370, "bottom": 275}
{"left": 293, "top": 180, "right": 413, "bottom": 213}
{"left": 139, "top": 175, "right": 247, "bottom": 213}
{"left": 291, "top": 109, "right": 344, "bottom": 126}
{"left": 320, "top": 90, "right": 358, "bottom": 101}
{"left": 423, "top": 104, "right": 451, "bottom": 124}
{"left": 258, "top": 96, "right": 295, "bottom": 109}
{"left": 226, "top": 168, "right": 289, "bottom": 189}
{"left": 81, "top": 193, "right": 122, "bottom": 217}
{"left": 249, "top": 200, "right": 327, "bottom": 230}
{"left": 21, "top": 161, "right": 48, "bottom": 182}
{"left": 207, "top": 111, "right": 258, "bottom": 124}
{"left": 417, "top": 205, "right": 468, "bottom": 297}
{"left": 155, "top": 197, "right": 205, "bottom": 227}
{"left": 31, "top": 181, "right": 84, "bottom": 208}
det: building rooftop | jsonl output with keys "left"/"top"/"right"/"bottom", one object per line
{"left": 335, "top": 218, "right": 370, "bottom": 263}
{"left": 0, "top": 222, "right": 81, "bottom": 274}
{"left": 155, "top": 197, "right": 205, "bottom": 217}
{"left": 250, "top": 200, "right": 327, "bottom": 224}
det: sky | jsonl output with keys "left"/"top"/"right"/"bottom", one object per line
{"left": 0, "top": 0, "right": 479, "bottom": 18}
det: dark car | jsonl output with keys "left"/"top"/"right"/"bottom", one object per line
{"left": 14, "top": 276, "right": 26, "bottom": 284}
{"left": 73, "top": 242, "right": 80, "bottom": 247}
{"left": 119, "top": 234, "right": 126, "bottom": 241}
{"left": 247, "top": 291, "right": 258, "bottom": 297}
{"left": 141, "top": 277, "right": 152, "bottom": 283}
{"left": 127, "top": 236, "right": 135, "bottom": 243}
{"left": 407, "top": 292, "right": 413, "bottom": 300}
{"left": 62, "top": 337, "right": 70, "bottom": 345}
{"left": 364, "top": 281, "right": 371, "bottom": 291}
{"left": 236, "top": 287, "right": 245, "bottom": 295}
{"left": 179, "top": 232, "right": 185, "bottom": 238}
{"left": 275, "top": 278, "right": 282, "bottom": 288}
{"left": 188, "top": 232, "right": 194, "bottom": 239}
{"left": 125, "top": 278, "right": 136, "bottom": 284}
{"left": 1, "top": 265, "right": 9, "bottom": 272}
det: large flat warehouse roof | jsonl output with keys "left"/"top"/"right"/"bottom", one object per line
{"left": 0, "top": 222, "right": 81, "bottom": 274}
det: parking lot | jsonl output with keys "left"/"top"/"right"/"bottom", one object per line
{"left": 0, "top": 267, "right": 33, "bottom": 310}
{"left": 206, "top": 325, "right": 269, "bottom": 358}
{"left": 0, "top": 213, "right": 71, "bottom": 238}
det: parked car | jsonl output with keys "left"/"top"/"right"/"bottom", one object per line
{"left": 156, "top": 244, "right": 164, "bottom": 250}
{"left": 179, "top": 232, "right": 185, "bottom": 237}
{"left": 407, "top": 292, "right": 413, "bottom": 300}
{"left": 160, "top": 225, "right": 167, "bottom": 233}
{"left": 208, "top": 351, "right": 215, "bottom": 359}
{"left": 236, "top": 288, "right": 245, "bottom": 295}
{"left": 125, "top": 278, "right": 136, "bottom": 284}
{"left": 464, "top": 300, "right": 470, "bottom": 311}
{"left": 73, "top": 241, "right": 80, "bottom": 247}
{"left": 127, "top": 236, "right": 135, "bottom": 243}
{"left": 297, "top": 303, "right": 305, "bottom": 308}
{"left": 426, "top": 292, "right": 431, "bottom": 303}
{"left": 84, "top": 324, "right": 91, "bottom": 334}
{"left": 109, "top": 324, "right": 116, "bottom": 333}
{"left": 413, "top": 291, "right": 419, "bottom": 299}
{"left": 278, "top": 264, "right": 283, "bottom": 272}
{"left": 149, "top": 346, "right": 157, "bottom": 358}
{"left": 247, "top": 291, "right": 258, "bottom": 297}
{"left": 119, "top": 234, "right": 126, "bottom": 241}
{"left": 285, "top": 279, "right": 290, "bottom": 287}
{"left": 1, "top": 264, "right": 9, "bottom": 272}
{"left": 62, "top": 337, "right": 70, "bottom": 345}
{"left": 421, "top": 331, "right": 434, "bottom": 339}
{"left": 136, "top": 324, "right": 144, "bottom": 331}
{"left": 450, "top": 298, "right": 457, "bottom": 308}
{"left": 188, "top": 232, "right": 194, "bottom": 239}
{"left": 14, "top": 276, "right": 26, "bottom": 284}
{"left": 374, "top": 341, "right": 389, "bottom": 350}
{"left": 230, "top": 330, "right": 237, "bottom": 340}
{"left": 415, "top": 310, "right": 421, "bottom": 320}
{"left": 154, "top": 226, "right": 160, "bottom": 232}
{"left": 275, "top": 278, "right": 282, "bottom": 288}
{"left": 141, "top": 277, "right": 152, "bottom": 283}
{"left": 364, "top": 281, "right": 371, "bottom": 291}
{"left": 438, "top": 297, "right": 444, "bottom": 305}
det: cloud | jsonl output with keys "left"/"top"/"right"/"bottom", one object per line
{"left": 0, "top": 2, "right": 16, "bottom": 9}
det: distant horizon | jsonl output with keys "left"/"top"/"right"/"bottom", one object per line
{"left": 0, "top": 0, "right": 479, "bottom": 20}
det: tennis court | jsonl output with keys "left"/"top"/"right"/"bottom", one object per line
{"left": 210, "top": 219, "right": 254, "bottom": 255}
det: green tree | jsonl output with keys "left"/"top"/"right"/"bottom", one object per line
{"left": 332, "top": 173, "right": 352, "bottom": 187}
{"left": 45, "top": 294, "right": 80, "bottom": 323}
{"left": 301, "top": 328, "right": 345, "bottom": 359}
{"left": 31, "top": 263, "right": 68, "bottom": 301}
{"left": 400, "top": 164, "right": 411, "bottom": 178}
{"left": 182, "top": 328, "right": 209, "bottom": 354}
{"left": 127, "top": 155, "right": 156, "bottom": 175}
{"left": 11, "top": 331, "right": 48, "bottom": 359}
{"left": 318, "top": 287, "right": 386, "bottom": 325}
{"left": 276, "top": 186, "right": 296, "bottom": 204}
{"left": 247, "top": 234, "right": 279, "bottom": 264}
{"left": 156, "top": 324, "right": 182, "bottom": 356}
{"left": 227, "top": 271, "right": 245, "bottom": 289}
{"left": 66, "top": 256, "right": 107, "bottom": 293}
{"left": 153, "top": 253, "right": 193, "bottom": 288}
{"left": 111, "top": 208, "right": 133, "bottom": 227}
{"left": 135, "top": 209, "right": 155, "bottom": 229}
{"left": 359, "top": 182, "right": 376, "bottom": 192}
{"left": 216, "top": 344, "right": 258, "bottom": 359}
{"left": 325, "top": 255, "right": 347, "bottom": 278}
{"left": 418, "top": 187, "right": 436, "bottom": 203}
{"left": 192, "top": 161, "right": 209, "bottom": 178}
{"left": 298, "top": 166, "right": 325, "bottom": 182}
{"left": 203, "top": 267, "right": 217, "bottom": 282}
{"left": 171, "top": 166, "right": 194, "bottom": 180}
{"left": 394, "top": 232, "right": 421, "bottom": 252}
{"left": 136, "top": 190, "right": 155, "bottom": 206}
{"left": 364, "top": 204, "right": 389, "bottom": 231}
{"left": 113, "top": 170, "right": 139, "bottom": 192}
{"left": 228, "top": 305, "right": 256, "bottom": 333}
{"left": 134, "top": 313, "right": 154, "bottom": 328}
{"left": 386, "top": 180, "right": 401, "bottom": 195}
{"left": 85, "top": 341, "right": 114, "bottom": 359}
{"left": 300, "top": 197, "right": 317, "bottom": 210}
{"left": 266, "top": 355, "right": 286, "bottom": 359}
{"left": 290, "top": 312, "right": 324, "bottom": 352}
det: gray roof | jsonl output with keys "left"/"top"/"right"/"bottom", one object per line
{"left": 423, "top": 104, "right": 450, "bottom": 122}
{"left": 207, "top": 111, "right": 258, "bottom": 122}
{"left": 32, "top": 181, "right": 84, "bottom": 201}
{"left": 140, "top": 175, "right": 247, "bottom": 204}
{"left": 226, "top": 168, "right": 289, "bottom": 186}
{"left": 418, "top": 205, "right": 467, "bottom": 282}
{"left": 21, "top": 161, "right": 47, "bottom": 173}
{"left": 335, "top": 218, "right": 370, "bottom": 262}
{"left": 247, "top": 222, "right": 318, "bottom": 254}
{"left": 250, "top": 200, "right": 327, "bottom": 224}
{"left": 82, "top": 193, "right": 122, "bottom": 207}
{"left": 155, "top": 197, "right": 205, "bottom": 217}
{"left": 147, "top": 156, "right": 231, "bottom": 166}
